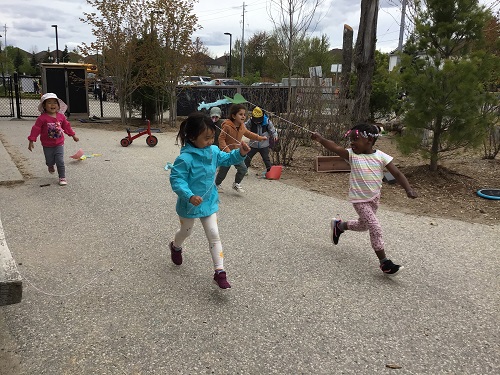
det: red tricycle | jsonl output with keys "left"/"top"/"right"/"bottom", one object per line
{"left": 120, "top": 120, "right": 158, "bottom": 147}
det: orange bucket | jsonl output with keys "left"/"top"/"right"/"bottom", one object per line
{"left": 265, "top": 165, "right": 283, "bottom": 180}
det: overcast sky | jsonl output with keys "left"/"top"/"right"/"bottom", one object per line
{"left": 0, "top": 0, "right": 498, "bottom": 58}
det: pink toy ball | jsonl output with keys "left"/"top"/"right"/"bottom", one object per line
{"left": 70, "top": 148, "right": 84, "bottom": 159}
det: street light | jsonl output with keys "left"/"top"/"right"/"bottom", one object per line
{"left": 224, "top": 32, "right": 232, "bottom": 78}
{"left": 51, "top": 25, "right": 59, "bottom": 63}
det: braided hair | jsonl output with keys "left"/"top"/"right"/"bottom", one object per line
{"left": 347, "top": 123, "right": 381, "bottom": 145}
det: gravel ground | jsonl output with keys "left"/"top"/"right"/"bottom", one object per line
{"left": 0, "top": 120, "right": 498, "bottom": 375}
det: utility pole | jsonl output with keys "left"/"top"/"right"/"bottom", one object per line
{"left": 3, "top": 25, "right": 7, "bottom": 58}
{"left": 241, "top": 2, "right": 245, "bottom": 77}
{"left": 397, "top": 0, "right": 407, "bottom": 64}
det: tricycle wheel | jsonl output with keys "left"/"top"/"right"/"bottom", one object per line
{"left": 146, "top": 135, "right": 158, "bottom": 147}
{"left": 120, "top": 138, "right": 130, "bottom": 147}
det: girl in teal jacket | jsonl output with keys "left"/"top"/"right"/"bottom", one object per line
{"left": 169, "top": 112, "right": 250, "bottom": 289}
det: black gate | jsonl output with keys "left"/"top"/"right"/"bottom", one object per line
{"left": 0, "top": 75, "right": 14, "bottom": 118}
{"left": 0, "top": 73, "right": 42, "bottom": 118}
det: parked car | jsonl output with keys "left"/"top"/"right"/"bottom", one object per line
{"left": 205, "top": 79, "right": 243, "bottom": 86}
{"left": 205, "top": 79, "right": 224, "bottom": 86}
{"left": 179, "top": 76, "right": 212, "bottom": 85}
{"left": 251, "top": 82, "right": 274, "bottom": 86}
{"left": 221, "top": 79, "right": 243, "bottom": 86}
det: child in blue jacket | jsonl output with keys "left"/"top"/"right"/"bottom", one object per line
{"left": 169, "top": 112, "right": 250, "bottom": 289}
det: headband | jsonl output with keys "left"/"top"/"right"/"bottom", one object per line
{"left": 344, "top": 129, "right": 381, "bottom": 139}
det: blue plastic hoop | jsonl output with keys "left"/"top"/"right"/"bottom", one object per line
{"left": 476, "top": 189, "right": 500, "bottom": 200}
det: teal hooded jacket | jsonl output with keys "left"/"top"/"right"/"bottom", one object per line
{"left": 170, "top": 143, "right": 244, "bottom": 218}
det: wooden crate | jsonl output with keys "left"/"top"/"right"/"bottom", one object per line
{"left": 314, "top": 156, "right": 350, "bottom": 172}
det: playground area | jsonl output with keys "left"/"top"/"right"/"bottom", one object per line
{"left": 74, "top": 119, "right": 500, "bottom": 225}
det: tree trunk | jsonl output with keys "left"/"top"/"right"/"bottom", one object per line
{"left": 340, "top": 24, "right": 353, "bottom": 101}
{"left": 352, "top": 0, "right": 379, "bottom": 124}
{"left": 286, "top": 9, "right": 294, "bottom": 114}
{"left": 430, "top": 115, "right": 443, "bottom": 171}
{"left": 338, "top": 24, "right": 354, "bottom": 128}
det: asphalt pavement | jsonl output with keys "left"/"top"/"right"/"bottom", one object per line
{"left": 0, "top": 119, "right": 499, "bottom": 374}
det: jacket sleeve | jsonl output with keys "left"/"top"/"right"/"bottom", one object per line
{"left": 218, "top": 124, "right": 229, "bottom": 152}
{"left": 268, "top": 120, "right": 278, "bottom": 138}
{"left": 60, "top": 115, "right": 76, "bottom": 136}
{"left": 169, "top": 156, "right": 194, "bottom": 201}
{"left": 216, "top": 147, "right": 245, "bottom": 167}
{"left": 243, "top": 124, "right": 263, "bottom": 141}
{"left": 28, "top": 117, "right": 44, "bottom": 142}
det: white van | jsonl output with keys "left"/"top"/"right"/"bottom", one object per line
{"left": 179, "top": 76, "right": 212, "bottom": 85}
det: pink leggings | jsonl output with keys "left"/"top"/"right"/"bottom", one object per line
{"left": 346, "top": 196, "right": 384, "bottom": 252}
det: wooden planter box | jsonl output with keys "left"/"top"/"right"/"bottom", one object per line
{"left": 315, "top": 156, "right": 350, "bottom": 173}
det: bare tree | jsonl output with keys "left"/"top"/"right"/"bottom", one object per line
{"left": 148, "top": 0, "right": 199, "bottom": 126}
{"left": 268, "top": 0, "right": 323, "bottom": 112}
{"left": 352, "top": 0, "right": 379, "bottom": 124}
{"left": 81, "top": 0, "right": 148, "bottom": 125}
{"left": 158, "top": 0, "right": 198, "bottom": 126}
{"left": 81, "top": 0, "right": 198, "bottom": 125}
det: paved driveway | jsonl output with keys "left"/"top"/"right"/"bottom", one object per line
{"left": 0, "top": 120, "right": 499, "bottom": 374}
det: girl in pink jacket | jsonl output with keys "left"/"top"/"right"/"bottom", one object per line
{"left": 28, "top": 93, "right": 79, "bottom": 186}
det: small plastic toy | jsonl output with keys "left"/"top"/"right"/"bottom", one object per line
{"left": 120, "top": 120, "right": 158, "bottom": 147}
{"left": 476, "top": 188, "right": 500, "bottom": 200}
{"left": 70, "top": 148, "right": 85, "bottom": 159}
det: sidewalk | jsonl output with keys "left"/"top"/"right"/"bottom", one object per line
{"left": 0, "top": 120, "right": 24, "bottom": 306}
{"left": 0, "top": 123, "right": 24, "bottom": 185}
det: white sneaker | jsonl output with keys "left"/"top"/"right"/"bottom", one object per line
{"left": 232, "top": 183, "right": 245, "bottom": 193}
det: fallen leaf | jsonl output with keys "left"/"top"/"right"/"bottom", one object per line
{"left": 386, "top": 364, "right": 402, "bottom": 369}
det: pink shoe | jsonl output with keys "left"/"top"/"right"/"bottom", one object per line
{"left": 59, "top": 178, "right": 67, "bottom": 186}
{"left": 48, "top": 165, "right": 55, "bottom": 174}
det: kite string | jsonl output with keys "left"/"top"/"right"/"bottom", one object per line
{"left": 244, "top": 99, "right": 315, "bottom": 134}
{"left": 17, "top": 267, "right": 111, "bottom": 297}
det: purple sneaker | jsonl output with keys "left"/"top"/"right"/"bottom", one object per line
{"left": 169, "top": 241, "right": 182, "bottom": 265}
{"left": 330, "top": 218, "right": 344, "bottom": 245}
{"left": 213, "top": 271, "right": 231, "bottom": 289}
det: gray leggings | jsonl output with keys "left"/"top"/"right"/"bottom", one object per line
{"left": 215, "top": 161, "right": 247, "bottom": 185}
{"left": 43, "top": 145, "right": 65, "bottom": 178}
{"left": 245, "top": 146, "right": 272, "bottom": 171}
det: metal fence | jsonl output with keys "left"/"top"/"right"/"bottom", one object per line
{"left": 176, "top": 86, "right": 290, "bottom": 117}
{"left": 2, "top": 76, "right": 341, "bottom": 123}
{"left": 0, "top": 75, "right": 14, "bottom": 118}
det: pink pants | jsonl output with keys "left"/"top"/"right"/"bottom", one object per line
{"left": 346, "top": 196, "right": 384, "bottom": 252}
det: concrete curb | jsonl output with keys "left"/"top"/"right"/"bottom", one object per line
{"left": 0, "top": 128, "right": 24, "bottom": 305}
{"left": 0, "top": 134, "right": 24, "bottom": 185}
{"left": 0, "top": 212, "right": 22, "bottom": 306}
